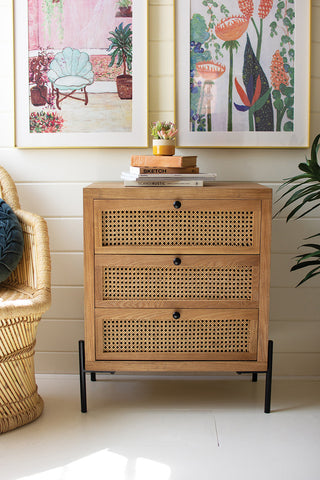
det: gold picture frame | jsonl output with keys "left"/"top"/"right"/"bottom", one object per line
{"left": 175, "top": 0, "right": 311, "bottom": 148}
{"left": 14, "top": 0, "right": 148, "bottom": 148}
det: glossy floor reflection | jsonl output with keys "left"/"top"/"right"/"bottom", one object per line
{"left": 1, "top": 375, "right": 320, "bottom": 480}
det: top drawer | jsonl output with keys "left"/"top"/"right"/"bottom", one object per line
{"left": 94, "top": 198, "right": 261, "bottom": 254}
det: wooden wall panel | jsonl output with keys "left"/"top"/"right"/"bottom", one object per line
{"left": 0, "top": 0, "right": 318, "bottom": 375}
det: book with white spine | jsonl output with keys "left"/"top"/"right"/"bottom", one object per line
{"left": 121, "top": 171, "right": 217, "bottom": 184}
{"left": 123, "top": 179, "right": 204, "bottom": 187}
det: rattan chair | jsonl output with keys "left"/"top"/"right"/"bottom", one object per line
{"left": 0, "top": 166, "right": 51, "bottom": 433}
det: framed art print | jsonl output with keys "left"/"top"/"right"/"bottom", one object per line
{"left": 14, "top": 0, "right": 148, "bottom": 148}
{"left": 175, "top": 0, "right": 311, "bottom": 148}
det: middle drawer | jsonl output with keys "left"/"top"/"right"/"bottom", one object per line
{"left": 95, "top": 255, "right": 260, "bottom": 308}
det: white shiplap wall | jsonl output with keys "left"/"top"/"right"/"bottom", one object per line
{"left": 0, "top": 0, "right": 319, "bottom": 375}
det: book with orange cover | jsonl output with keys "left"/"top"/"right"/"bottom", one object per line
{"left": 131, "top": 155, "right": 197, "bottom": 168}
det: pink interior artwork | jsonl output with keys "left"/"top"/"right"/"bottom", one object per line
{"left": 27, "top": 0, "right": 133, "bottom": 134}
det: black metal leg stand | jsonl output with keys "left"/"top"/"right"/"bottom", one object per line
{"left": 91, "top": 372, "right": 96, "bottom": 382}
{"left": 79, "top": 340, "right": 87, "bottom": 413}
{"left": 252, "top": 373, "right": 258, "bottom": 382}
{"left": 264, "top": 340, "right": 273, "bottom": 414}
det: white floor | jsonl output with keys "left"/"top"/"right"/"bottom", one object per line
{"left": 1, "top": 375, "right": 320, "bottom": 480}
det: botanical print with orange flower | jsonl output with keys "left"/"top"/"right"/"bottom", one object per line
{"left": 190, "top": 0, "right": 295, "bottom": 133}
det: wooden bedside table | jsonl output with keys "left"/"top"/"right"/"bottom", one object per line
{"left": 79, "top": 182, "right": 273, "bottom": 412}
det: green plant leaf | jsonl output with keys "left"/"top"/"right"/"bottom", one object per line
{"left": 275, "top": 178, "right": 317, "bottom": 212}
{"left": 272, "top": 90, "right": 281, "bottom": 100}
{"left": 279, "top": 173, "right": 314, "bottom": 187}
{"left": 273, "top": 98, "right": 284, "bottom": 112}
{"left": 281, "top": 183, "right": 320, "bottom": 206}
{"left": 280, "top": 84, "right": 294, "bottom": 96}
{"left": 284, "top": 96, "right": 294, "bottom": 108}
{"left": 299, "top": 242, "right": 320, "bottom": 250}
{"left": 275, "top": 134, "right": 320, "bottom": 285}
{"left": 107, "top": 22, "right": 132, "bottom": 74}
{"left": 276, "top": 180, "right": 311, "bottom": 200}
{"left": 311, "top": 133, "right": 320, "bottom": 165}
{"left": 293, "top": 266, "right": 320, "bottom": 286}
{"left": 306, "top": 233, "right": 320, "bottom": 240}
{"left": 296, "top": 245, "right": 320, "bottom": 263}
{"left": 287, "top": 8, "right": 295, "bottom": 19}
{"left": 284, "top": 121, "right": 294, "bottom": 131}
{"left": 287, "top": 107, "right": 294, "bottom": 120}
{"left": 277, "top": 187, "right": 320, "bottom": 221}
{"left": 285, "top": 196, "right": 320, "bottom": 221}
{"left": 251, "top": 88, "right": 273, "bottom": 113}
{"left": 298, "top": 162, "right": 313, "bottom": 174}
{"left": 294, "top": 202, "right": 320, "bottom": 220}
{"left": 292, "top": 259, "right": 320, "bottom": 270}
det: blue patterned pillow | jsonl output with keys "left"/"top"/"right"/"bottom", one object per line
{"left": 0, "top": 199, "right": 24, "bottom": 282}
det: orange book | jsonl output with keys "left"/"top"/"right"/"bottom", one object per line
{"left": 131, "top": 155, "right": 197, "bottom": 168}
{"left": 131, "top": 166, "right": 200, "bottom": 174}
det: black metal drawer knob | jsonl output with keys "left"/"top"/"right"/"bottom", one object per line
{"left": 173, "top": 257, "right": 181, "bottom": 266}
{"left": 173, "top": 312, "right": 180, "bottom": 319}
{"left": 173, "top": 200, "right": 181, "bottom": 209}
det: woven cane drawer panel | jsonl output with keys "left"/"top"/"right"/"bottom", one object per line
{"left": 95, "top": 255, "right": 259, "bottom": 308}
{"left": 95, "top": 309, "right": 258, "bottom": 360}
{"left": 94, "top": 199, "right": 261, "bottom": 253}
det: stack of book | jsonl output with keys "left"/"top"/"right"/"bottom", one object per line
{"left": 121, "top": 155, "right": 217, "bottom": 187}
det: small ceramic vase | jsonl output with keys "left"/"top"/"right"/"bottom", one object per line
{"left": 153, "top": 139, "right": 175, "bottom": 156}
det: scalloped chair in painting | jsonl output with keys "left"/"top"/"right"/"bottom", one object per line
{"left": 0, "top": 167, "right": 51, "bottom": 433}
{"left": 48, "top": 47, "right": 94, "bottom": 110}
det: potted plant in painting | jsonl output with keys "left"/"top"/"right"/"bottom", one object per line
{"left": 116, "top": 0, "right": 132, "bottom": 17}
{"left": 107, "top": 22, "right": 132, "bottom": 99}
{"left": 29, "top": 49, "right": 53, "bottom": 107}
{"left": 151, "top": 121, "right": 178, "bottom": 156}
{"left": 276, "top": 133, "right": 320, "bottom": 285}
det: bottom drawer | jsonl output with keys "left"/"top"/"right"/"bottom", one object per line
{"left": 95, "top": 309, "right": 258, "bottom": 361}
